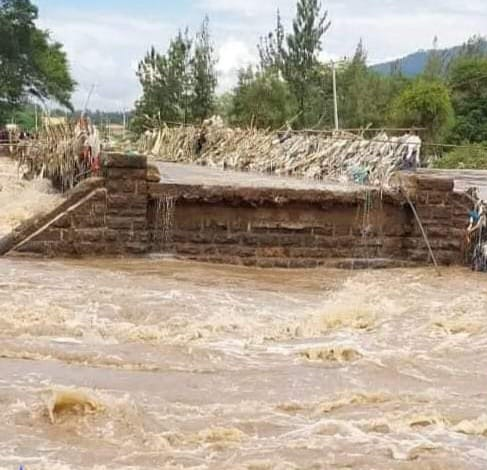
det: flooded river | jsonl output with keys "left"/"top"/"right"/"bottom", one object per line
{"left": 0, "top": 159, "right": 63, "bottom": 238}
{"left": 0, "top": 257, "right": 486, "bottom": 469}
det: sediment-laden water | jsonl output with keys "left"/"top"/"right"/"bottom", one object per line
{"left": 0, "top": 159, "right": 63, "bottom": 238}
{"left": 0, "top": 257, "right": 486, "bottom": 469}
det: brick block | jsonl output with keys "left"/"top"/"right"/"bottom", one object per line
{"left": 52, "top": 216, "right": 71, "bottom": 229}
{"left": 312, "top": 225, "right": 335, "bottom": 237}
{"left": 33, "top": 229, "right": 62, "bottom": 242}
{"left": 426, "top": 191, "right": 448, "bottom": 205}
{"left": 106, "top": 217, "right": 133, "bottom": 230}
{"left": 106, "top": 168, "right": 147, "bottom": 180}
{"left": 106, "top": 179, "right": 137, "bottom": 193}
{"left": 80, "top": 229, "right": 105, "bottom": 243}
{"left": 105, "top": 153, "right": 147, "bottom": 169}
{"left": 71, "top": 215, "right": 106, "bottom": 229}
{"left": 313, "top": 236, "right": 339, "bottom": 249}
{"left": 108, "top": 194, "right": 147, "bottom": 207}
{"left": 416, "top": 176, "right": 454, "bottom": 192}
{"left": 255, "top": 246, "right": 286, "bottom": 258}
{"left": 334, "top": 225, "right": 352, "bottom": 236}
{"left": 135, "top": 181, "right": 148, "bottom": 195}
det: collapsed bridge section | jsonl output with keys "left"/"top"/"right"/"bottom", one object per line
{"left": 0, "top": 153, "right": 471, "bottom": 268}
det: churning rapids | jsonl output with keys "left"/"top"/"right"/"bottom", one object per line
{"left": 0, "top": 257, "right": 486, "bottom": 470}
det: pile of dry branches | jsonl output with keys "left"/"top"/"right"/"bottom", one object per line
{"left": 139, "top": 120, "right": 422, "bottom": 186}
{"left": 12, "top": 121, "right": 100, "bottom": 191}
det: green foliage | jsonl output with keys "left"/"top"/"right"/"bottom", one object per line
{"left": 191, "top": 16, "right": 217, "bottom": 122}
{"left": 10, "top": 104, "right": 36, "bottom": 130}
{"left": 448, "top": 55, "right": 487, "bottom": 143}
{"left": 230, "top": 21, "right": 414, "bottom": 132}
{"left": 423, "top": 37, "right": 448, "bottom": 80}
{"left": 230, "top": 69, "right": 297, "bottom": 129}
{"left": 0, "top": 0, "right": 75, "bottom": 124}
{"left": 331, "top": 40, "right": 411, "bottom": 130}
{"left": 390, "top": 79, "right": 454, "bottom": 142}
{"left": 457, "top": 35, "right": 487, "bottom": 59}
{"left": 214, "top": 92, "right": 233, "bottom": 123}
{"left": 134, "top": 18, "right": 217, "bottom": 132}
{"left": 433, "top": 144, "right": 487, "bottom": 169}
{"left": 258, "top": 9, "right": 285, "bottom": 73}
{"left": 339, "top": 41, "right": 378, "bottom": 128}
{"left": 282, "top": 0, "right": 331, "bottom": 127}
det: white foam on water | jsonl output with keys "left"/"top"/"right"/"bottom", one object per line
{"left": 1, "top": 260, "right": 487, "bottom": 469}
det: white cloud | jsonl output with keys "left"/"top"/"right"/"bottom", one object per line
{"left": 38, "top": 12, "right": 174, "bottom": 111}
{"left": 198, "top": 0, "right": 294, "bottom": 18}
{"left": 216, "top": 39, "right": 257, "bottom": 91}
{"left": 36, "top": 1, "right": 487, "bottom": 110}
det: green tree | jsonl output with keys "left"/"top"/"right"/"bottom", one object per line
{"left": 134, "top": 21, "right": 217, "bottom": 131}
{"left": 390, "top": 79, "right": 454, "bottom": 142}
{"left": 168, "top": 30, "right": 193, "bottom": 123}
{"left": 282, "top": 0, "right": 331, "bottom": 127}
{"left": 339, "top": 40, "right": 373, "bottom": 128}
{"left": 434, "top": 144, "right": 487, "bottom": 170}
{"left": 448, "top": 55, "right": 487, "bottom": 143}
{"left": 336, "top": 40, "right": 411, "bottom": 130}
{"left": 214, "top": 92, "right": 233, "bottom": 123}
{"left": 134, "top": 31, "right": 193, "bottom": 129}
{"left": 457, "top": 35, "right": 487, "bottom": 59}
{"left": 191, "top": 16, "right": 217, "bottom": 122}
{"left": 0, "top": 0, "right": 75, "bottom": 124}
{"left": 423, "top": 36, "right": 447, "bottom": 80}
{"left": 258, "top": 9, "right": 285, "bottom": 73}
{"left": 230, "top": 68, "right": 297, "bottom": 129}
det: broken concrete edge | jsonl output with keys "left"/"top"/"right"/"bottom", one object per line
{"left": 148, "top": 183, "right": 405, "bottom": 208}
{"left": 390, "top": 171, "right": 455, "bottom": 199}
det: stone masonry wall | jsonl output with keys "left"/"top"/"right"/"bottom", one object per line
{"left": 400, "top": 173, "right": 470, "bottom": 265}
{"left": 148, "top": 183, "right": 415, "bottom": 268}
{"left": 4, "top": 153, "right": 471, "bottom": 268}
{"left": 13, "top": 153, "right": 149, "bottom": 256}
{"left": 147, "top": 173, "right": 470, "bottom": 268}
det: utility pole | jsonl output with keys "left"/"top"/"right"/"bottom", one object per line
{"left": 34, "top": 103, "right": 38, "bottom": 133}
{"left": 332, "top": 61, "right": 339, "bottom": 131}
{"left": 83, "top": 83, "right": 96, "bottom": 117}
{"left": 122, "top": 109, "right": 126, "bottom": 140}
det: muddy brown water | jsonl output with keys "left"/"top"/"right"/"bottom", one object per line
{"left": 0, "top": 256, "right": 486, "bottom": 469}
{"left": 0, "top": 158, "right": 63, "bottom": 239}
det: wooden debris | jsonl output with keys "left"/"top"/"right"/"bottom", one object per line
{"left": 138, "top": 121, "right": 422, "bottom": 187}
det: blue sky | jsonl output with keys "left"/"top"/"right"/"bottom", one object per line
{"left": 34, "top": 0, "right": 487, "bottom": 111}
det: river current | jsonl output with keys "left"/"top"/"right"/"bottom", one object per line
{"left": 0, "top": 257, "right": 486, "bottom": 469}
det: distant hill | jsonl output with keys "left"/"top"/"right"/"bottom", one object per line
{"left": 371, "top": 50, "right": 431, "bottom": 76}
{"left": 371, "top": 39, "right": 487, "bottom": 76}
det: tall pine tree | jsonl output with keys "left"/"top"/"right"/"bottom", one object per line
{"left": 258, "top": 9, "right": 285, "bottom": 73}
{"left": 191, "top": 16, "right": 217, "bottom": 122}
{"left": 134, "top": 20, "right": 217, "bottom": 131}
{"left": 283, "top": 0, "right": 331, "bottom": 127}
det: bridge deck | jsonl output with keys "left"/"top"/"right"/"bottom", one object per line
{"left": 418, "top": 169, "right": 487, "bottom": 199}
{"left": 156, "top": 162, "right": 487, "bottom": 198}
{"left": 156, "top": 162, "right": 370, "bottom": 193}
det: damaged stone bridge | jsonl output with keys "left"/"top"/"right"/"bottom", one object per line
{"left": 0, "top": 153, "right": 473, "bottom": 268}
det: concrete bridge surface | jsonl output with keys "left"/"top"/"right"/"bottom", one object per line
{"left": 156, "top": 161, "right": 487, "bottom": 198}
